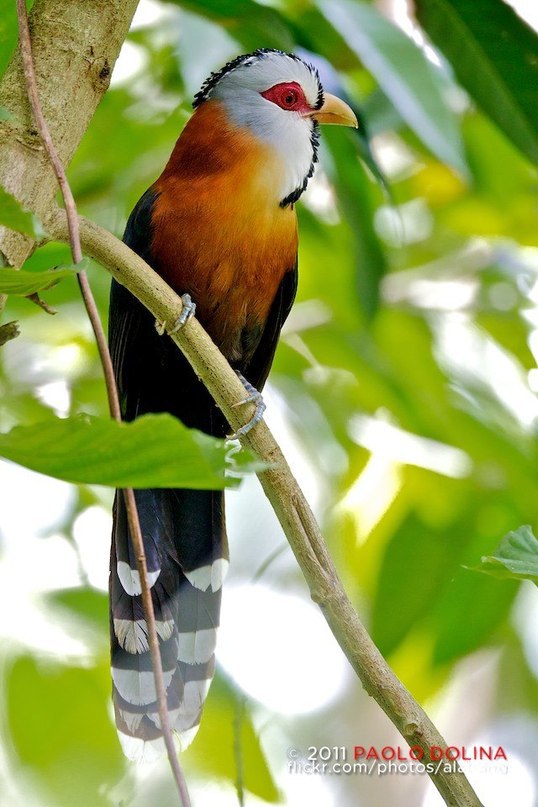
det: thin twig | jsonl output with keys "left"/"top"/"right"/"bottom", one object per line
{"left": 76, "top": 270, "right": 121, "bottom": 420}
{"left": 15, "top": 4, "right": 190, "bottom": 804}
{"left": 233, "top": 695, "right": 246, "bottom": 807}
{"left": 49, "top": 210, "right": 485, "bottom": 807}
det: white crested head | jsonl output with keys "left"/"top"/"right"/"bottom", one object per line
{"left": 194, "top": 49, "right": 324, "bottom": 206}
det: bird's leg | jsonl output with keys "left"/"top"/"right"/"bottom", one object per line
{"left": 170, "top": 294, "right": 197, "bottom": 333}
{"left": 154, "top": 293, "right": 196, "bottom": 336}
{"left": 228, "top": 372, "right": 266, "bottom": 440}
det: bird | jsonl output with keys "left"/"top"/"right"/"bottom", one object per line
{"left": 107, "top": 48, "right": 357, "bottom": 761}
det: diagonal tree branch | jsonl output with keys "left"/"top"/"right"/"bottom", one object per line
{"left": 48, "top": 208, "right": 484, "bottom": 807}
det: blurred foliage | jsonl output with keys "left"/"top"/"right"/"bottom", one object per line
{"left": 7, "top": 655, "right": 125, "bottom": 807}
{"left": 1, "top": 0, "right": 538, "bottom": 805}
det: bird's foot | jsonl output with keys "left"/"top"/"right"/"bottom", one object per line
{"left": 170, "top": 294, "right": 196, "bottom": 333}
{"left": 155, "top": 294, "right": 196, "bottom": 336}
{"left": 228, "top": 372, "right": 266, "bottom": 440}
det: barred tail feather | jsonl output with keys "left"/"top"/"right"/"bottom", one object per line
{"left": 110, "top": 488, "right": 228, "bottom": 760}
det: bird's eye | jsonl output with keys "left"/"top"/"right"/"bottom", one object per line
{"left": 261, "top": 82, "right": 307, "bottom": 112}
{"left": 282, "top": 90, "right": 298, "bottom": 107}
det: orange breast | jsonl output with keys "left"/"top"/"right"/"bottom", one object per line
{"left": 150, "top": 101, "right": 298, "bottom": 362}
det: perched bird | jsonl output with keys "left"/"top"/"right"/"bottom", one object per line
{"left": 108, "top": 48, "right": 357, "bottom": 760}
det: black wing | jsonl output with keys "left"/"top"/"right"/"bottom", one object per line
{"left": 241, "top": 263, "right": 298, "bottom": 391}
{"left": 109, "top": 189, "right": 228, "bottom": 436}
{"left": 108, "top": 188, "right": 157, "bottom": 414}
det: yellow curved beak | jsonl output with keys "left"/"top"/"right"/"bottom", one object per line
{"left": 309, "top": 92, "right": 358, "bottom": 128}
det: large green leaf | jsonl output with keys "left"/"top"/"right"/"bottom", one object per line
{"left": 414, "top": 0, "right": 538, "bottom": 166}
{"left": 319, "top": 0, "right": 467, "bottom": 175}
{"left": 371, "top": 513, "right": 460, "bottom": 655}
{"left": 0, "top": 413, "right": 260, "bottom": 489}
{"left": 475, "top": 525, "right": 538, "bottom": 585}
{"left": 433, "top": 555, "right": 518, "bottom": 665}
{"left": 0, "top": 264, "right": 80, "bottom": 295}
{"left": 0, "top": 186, "right": 43, "bottom": 239}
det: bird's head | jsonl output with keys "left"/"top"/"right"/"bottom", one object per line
{"left": 193, "top": 49, "right": 358, "bottom": 207}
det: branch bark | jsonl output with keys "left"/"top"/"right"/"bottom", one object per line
{"left": 48, "top": 209, "right": 484, "bottom": 807}
{"left": 0, "top": 0, "right": 139, "bottom": 274}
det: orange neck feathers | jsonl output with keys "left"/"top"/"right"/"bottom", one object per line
{"left": 159, "top": 101, "right": 292, "bottom": 205}
{"left": 150, "top": 101, "right": 298, "bottom": 362}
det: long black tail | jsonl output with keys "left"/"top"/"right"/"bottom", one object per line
{"left": 110, "top": 485, "right": 228, "bottom": 760}
{"left": 108, "top": 255, "right": 232, "bottom": 761}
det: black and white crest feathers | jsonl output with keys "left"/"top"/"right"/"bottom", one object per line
{"left": 193, "top": 48, "right": 324, "bottom": 110}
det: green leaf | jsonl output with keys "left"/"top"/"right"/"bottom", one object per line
{"left": 48, "top": 587, "right": 109, "bottom": 631}
{"left": 6, "top": 655, "right": 125, "bottom": 807}
{"left": 371, "top": 514, "right": 458, "bottom": 655}
{"left": 415, "top": 0, "right": 538, "bottom": 166}
{"left": 433, "top": 562, "right": 518, "bottom": 665}
{"left": 474, "top": 525, "right": 538, "bottom": 585}
{"left": 323, "top": 127, "right": 387, "bottom": 320}
{"left": 0, "top": 413, "right": 259, "bottom": 489}
{"left": 185, "top": 670, "right": 279, "bottom": 802}
{"left": 430, "top": 511, "right": 519, "bottom": 664}
{"left": 169, "top": 0, "right": 293, "bottom": 50}
{"left": 353, "top": 119, "right": 393, "bottom": 203}
{"left": 0, "top": 1, "right": 17, "bottom": 81}
{"left": 319, "top": 0, "right": 468, "bottom": 175}
{"left": 0, "top": 263, "right": 81, "bottom": 295}
{"left": 45, "top": 588, "right": 109, "bottom": 653}
{"left": 0, "top": 186, "right": 43, "bottom": 238}
{"left": 0, "top": 106, "right": 13, "bottom": 121}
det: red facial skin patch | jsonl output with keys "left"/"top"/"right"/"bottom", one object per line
{"left": 260, "top": 82, "right": 311, "bottom": 114}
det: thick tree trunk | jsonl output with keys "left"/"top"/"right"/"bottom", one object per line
{"left": 0, "top": 0, "right": 139, "bottom": 275}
